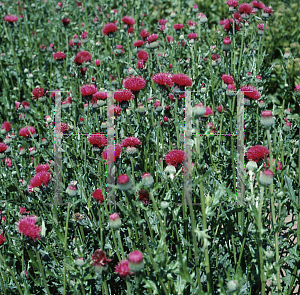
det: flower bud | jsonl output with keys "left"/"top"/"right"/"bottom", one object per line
{"left": 261, "top": 110, "right": 275, "bottom": 128}
{"left": 109, "top": 213, "right": 122, "bottom": 229}
{"left": 128, "top": 250, "right": 144, "bottom": 272}
{"left": 259, "top": 170, "right": 273, "bottom": 186}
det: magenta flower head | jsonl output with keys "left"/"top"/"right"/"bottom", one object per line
{"left": 122, "top": 16, "right": 135, "bottom": 27}
{"left": 246, "top": 145, "right": 269, "bottom": 163}
{"left": 165, "top": 149, "right": 186, "bottom": 167}
{"left": 172, "top": 73, "right": 193, "bottom": 89}
{"left": 141, "top": 172, "right": 154, "bottom": 187}
{"left": 226, "top": 0, "right": 239, "bottom": 11}
{"left": 80, "top": 84, "right": 98, "bottom": 100}
{"left": 123, "top": 75, "right": 146, "bottom": 92}
{"left": 53, "top": 52, "right": 66, "bottom": 61}
{"left": 19, "top": 126, "right": 37, "bottom": 138}
{"left": 238, "top": 3, "right": 254, "bottom": 19}
{"left": 1, "top": 121, "right": 11, "bottom": 134}
{"left": 128, "top": 250, "right": 144, "bottom": 272}
{"left": 294, "top": 85, "right": 300, "bottom": 96}
{"left": 173, "top": 24, "right": 184, "bottom": 33}
{"left": 152, "top": 73, "right": 174, "bottom": 89}
{"left": 115, "top": 260, "right": 134, "bottom": 278}
{"left": 261, "top": 110, "right": 274, "bottom": 128}
{"left": 109, "top": 213, "right": 122, "bottom": 229}
{"left": 4, "top": 15, "right": 18, "bottom": 23}
{"left": 118, "top": 174, "right": 132, "bottom": 191}
{"left": 88, "top": 133, "right": 107, "bottom": 151}
{"left": 223, "top": 36, "right": 231, "bottom": 51}
{"left": 17, "top": 215, "right": 41, "bottom": 241}
{"left": 252, "top": 1, "right": 265, "bottom": 13}
{"left": 92, "top": 189, "right": 104, "bottom": 203}
{"left": 240, "top": 85, "right": 261, "bottom": 101}
{"left": 91, "top": 249, "right": 112, "bottom": 274}
{"left": 259, "top": 170, "right": 273, "bottom": 186}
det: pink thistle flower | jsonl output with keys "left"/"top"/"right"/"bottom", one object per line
{"left": 121, "top": 137, "right": 142, "bottom": 148}
{"left": 140, "top": 29, "right": 150, "bottom": 39}
{"left": 252, "top": 1, "right": 265, "bottom": 10}
{"left": 92, "top": 189, "right": 104, "bottom": 203}
{"left": 172, "top": 73, "right": 193, "bottom": 87}
{"left": 128, "top": 250, "right": 144, "bottom": 272}
{"left": 88, "top": 134, "right": 107, "bottom": 150}
{"left": 247, "top": 145, "right": 269, "bottom": 163}
{"left": 32, "top": 87, "right": 45, "bottom": 99}
{"left": 133, "top": 40, "right": 145, "bottom": 47}
{"left": 74, "top": 51, "right": 91, "bottom": 65}
{"left": 19, "top": 126, "right": 37, "bottom": 138}
{"left": 222, "top": 74, "right": 235, "bottom": 85}
{"left": 35, "top": 164, "right": 50, "bottom": 173}
{"left": 123, "top": 76, "right": 146, "bottom": 92}
{"left": 80, "top": 84, "right": 98, "bottom": 97}
{"left": 114, "top": 90, "right": 134, "bottom": 102}
{"left": 147, "top": 34, "right": 158, "bottom": 43}
{"left": 152, "top": 73, "right": 174, "bottom": 88}
{"left": 137, "top": 50, "right": 149, "bottom": 61}
{"left": 1, "top": 121, "right": 11, "bottom": 133}
{"left": 17, "top": 215, "right": 41, "bottom": 241}
{"left": 91, "top": 249, "right": 112, "bottom": 271}
{"left": 0, "top": 232, "right": 5, "bottom": 245}
{"left": 115, "top": 260, "right": 134, "bottom": 278}
{"left": 4, "top": 15, "right": 18, "bottom": 22}
{"left": 187, "top": 33, "right": 198, "bottom": 40}
{"left": 173, "top": 24, "right": 184, "bottom": 30}
{"left": 226, "top": 0, "right": 239, "bottom": 8}
{"left": 165, "top": 150, "right": 186, "bottom": 167}
{"left": 122, "top": 16, "right": 135, "bottom": 26}
{"left": 53, "top": 52, "right": 66, "bottom": 61}
{"left": 240, "top": 85, "right": 261, "bottom": 100}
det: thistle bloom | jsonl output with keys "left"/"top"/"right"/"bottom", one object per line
{"left": 91, "top": 249, "right": 112, "bottom": 273}
{"left": 109, "top": 213, "right": 122, "bottom": 229}
{"left": 261, "top": 110, "right": 275, "bottom": 128}
{"left": 53, "top": 52, "right": 66, "bottom": 61}
{"left": 152, "top": 73, "right": 174, "bottom": 88}
{"left": 133, "top": 40, "right": 145, "bottom": 47}
{"left": 115, "top": 260, "right": 134, "bottom": 278}
{"left": 66, "top": 181, "right": 77, "bottom": 196}
{"left": 122, "top": 16, "right": 135, "bottom": 26}
{"left": 123, "top": 76, "right": 146, "bottom": 92}
{"left": 80, "top": 84, "right": 98, "bottom": 97}
{"left": 0, "top": 232, "right": 5, "bottom": 245}
{"left": 137, "top": 50, "right": 149, "bottom": 61}
{"left": 74, "top": 51, "right": 92, "bottom": 65}
{"left": 118, "top": 174, "right": 132, "bottom": 191}
{"left": 32, "top": 87, "right": 45, "bottom": 99}
{"left": 4, "top": 15, "right": 18, "bottom": 22}
{"left": 147, "top": 34, "right": 158, "bottom": 43}
{"left": 114, "top": 90, "right": 134, "bottom": 103}
{"left": 128, "top": 250, "right": 144, "bottom": 272}
{"left": 92, "top": 189, "right": 104, "bottom": 203}
{"left": 30, "top": 171, "right": 51, "bottom": 188}
{"left": 1, "top": 121, "right": 11, "bottom": 133}
{"left": 259, "top": 170, "right": 273, "bottom": 186}
{"left": 172, "top": 73, "right": 193, "bottom": 87}
{"left": 240, "top": 85, "right": 261, "bottom": 100}
{"left": 222, "top": 74, "right": 235, "bottom": 85}
{"left": 165, "top": 150, "right": 186, "bottom": 167}
{"left": 17, "top": 215, "right": 41, "bottom": 241}
{"left": 121, "top": 137, "right": 142, "bottom": 148}
{"left": 139, "top": 189, "right": 150, "bottom": 204}
{"left": 238, "top": 3, "right": 254, "bottom": 18}
{"left": 88, "top": 134, "right": 107, "bottom": 151}
{"left": 173, "top": 24, "right": 184, "bottom": 30}
{"left": 264, "top": 158, "right": 282, "bottom": 171}
{"left": 247, "top": 145, "right": 269, "bottom": 163}
{"left": 19, "top": 126, "right": 37, "bottom": 138}
{"left": 187, "top": 33, "right": 198, "bottom": 40}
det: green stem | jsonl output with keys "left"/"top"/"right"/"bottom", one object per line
{"left": 200, "top": 180, "right": 213, "bottom": 293}
{"left": 0, "top": 252, "right": 23, "bottom": 295}
{"left": 36, "top": 250, "right": 51, "bottom": 295}
{"left": 258, "top": 187, "right": 265, "bottom": 295}
{"left": 237, "top": 22, "right": 246, "bottom": 79}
